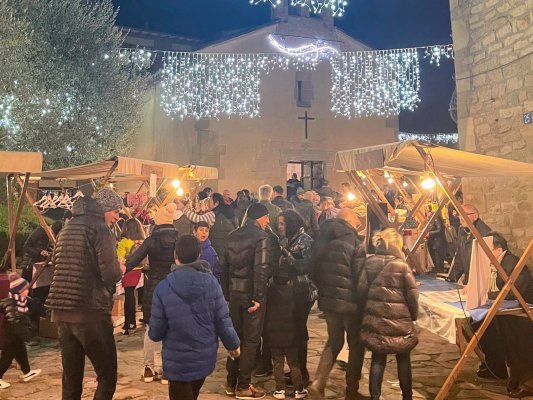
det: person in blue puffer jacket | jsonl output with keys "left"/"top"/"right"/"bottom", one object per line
{"left": 149, "top": 235, "right": 240, "bottom": 400}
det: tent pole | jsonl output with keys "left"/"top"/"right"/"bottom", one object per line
{"left": 6, "top": 175, "right": 16, "bottom": 272}
{"left": 348, "top": 172, "right": 390, "bottom": 228}
{"left": 363, "top": 171, "right": 396, "bottom": 216}
{"left": 399, "top": 192, "right": 429, "bottom": 231}
{"left": 434, "top": 238, "right": 533, "bottom": 400}
{"left": 3, "top": 173, "right": 30, "bottom": 272}
{"left": 101, "top": 160, "right": 118, "bottom": 186}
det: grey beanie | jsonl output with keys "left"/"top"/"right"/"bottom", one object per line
{"left": 94, "top": 188, "right": 123, "bottom": 212}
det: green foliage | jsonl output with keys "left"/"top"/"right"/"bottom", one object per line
{"left": 0, "top": 202, "right": 41, "bottom": 259}
{"left": 0, "top": 0, "right": 151, "bottom": 168}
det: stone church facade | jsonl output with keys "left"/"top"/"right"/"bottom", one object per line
{"left": 130, "top": 2, "right": 397, "bottom": 194}
{"left": 450, "top": 0, "right": 533, "bottom": 250}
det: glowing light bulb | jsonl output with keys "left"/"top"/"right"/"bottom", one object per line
{"left": 387, "top": 177, "right": 394, "bottom": 184}
{"left": 402, "top": 181, "right": 408, "bottom": 188}
{"left": 176, "top": 187, "right": 184, "bottom": 196}
{"left": 171, "top": 179, "right": 181, "bottom": 189}
{"left": 421, "top": 177, "right": 436, "bottom": 190}
{"left": 347, "top": 192, "right": 356, "bottom": 201}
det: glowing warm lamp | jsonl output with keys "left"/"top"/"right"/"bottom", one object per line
{"left": 387, "top": 177, "right": 394, "bottom": 184}
{"left": 402, "top": 181, "right": 408, "bottom": 188}
{"left": 176, "top": 187, "right": 184, "bottom": 196}
{"left": 171, "top": 179, "right": 181, "bottom": 189}
{"left": 109, "top": 183, "right": 115, "bottom": 189}
{"left": 347, "top": 192, "right": 356, "bottom": 201}
{"left": 421, "top": 177, "right": 436, "bottom": 190}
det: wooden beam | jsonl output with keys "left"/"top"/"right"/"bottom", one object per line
{"left": 435, "top": 238, "right": 533, "bottom": 399}
{"left": 6, "top": 176, "right": 16, "bottom": 271}
{"left": 3, "top": 173, "right": 30, "bottom": 272}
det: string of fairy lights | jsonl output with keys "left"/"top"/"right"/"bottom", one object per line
{"left": 251, "top": 0, "right": 348, "bottom": 17}
{"left": 160, "top": 43, "right": 453, "bottom": 120}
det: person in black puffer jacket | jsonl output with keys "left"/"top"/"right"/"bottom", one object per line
{"left": 47, "top": 190, "right": 123, "bottom": 399}
{"left": 125, "top": 203, "right": 179, "bottom": 383}
{"left": 309, "top": 208, "right": 366, "bottom": 400}
{"left": 221, "top": 203, "right": 272, "bottom": 399}
{"left": 276, "top": 209, "right": 315, "bottom": 386}
{"left": 358, "top": 229, "right": 419, "bottom": 400}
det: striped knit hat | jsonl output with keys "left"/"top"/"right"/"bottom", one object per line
{"left": 8, "top": 272, "right": 30, "bottom": 295}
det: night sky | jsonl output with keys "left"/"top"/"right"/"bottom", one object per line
{"left": 112, "top": 0, "right": 457, "bottom": 133}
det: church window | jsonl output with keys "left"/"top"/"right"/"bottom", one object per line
{"left": 295, "top": 71, "right": 313, "bottom": 108}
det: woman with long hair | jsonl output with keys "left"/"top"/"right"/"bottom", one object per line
{"left": 117, "top": 218, "right": 146, "bottom": 335}
{"left": 358, "top": 228, "right": 419, "bottom": 400}
{"left": 276, "top": 210, "right": 316, "bottom": 386}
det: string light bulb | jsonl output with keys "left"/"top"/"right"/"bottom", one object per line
{"left": 176, "top": 187, "right": 184, "bottom": 196}
{"left": 421, "top": 176, "right": 436, "bottom": 190}
{"left": 171, "top": 179, "right": 181, "bottom": 189}
{"left": 347, "top": 192, "right": 356, "bottom": 201}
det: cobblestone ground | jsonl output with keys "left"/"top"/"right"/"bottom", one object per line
{"left": 0, "top": 307, "right": 526, "bottom": 400}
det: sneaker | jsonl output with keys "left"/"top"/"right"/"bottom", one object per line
{"left": 235, "top": 384, "right": 266, "bottom": 399}
{"left": 20, "top": 369, "right": 41, "bottom": 382}
{"left": 142, "top": 366, "right": 159, "bottom": 383}
{"left": 273, "top": 390, "right": 286, "bottom": 399}
{"left": 0, "top": 379, "right": 10, "bottom": 389}
{"left": 224, "top": 385, "right": 236, "bottom": 396}
{"left": 253, "top": 367, "right": 273, "bottom": 377}
{"left": 161, "top": 374, "right": 168, "bottom": 385}
{"left": 295, "top": 389, "right": 308, "bottom": 399}
{"left": 308, "top": 381, "right": 325, "bottom": 400}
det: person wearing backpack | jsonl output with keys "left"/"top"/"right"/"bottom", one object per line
{"left": 358, "top": 229, "right": 419, "bottom": 400}
{"left": 126, "top": 203, "right": 179, "bottom": 384}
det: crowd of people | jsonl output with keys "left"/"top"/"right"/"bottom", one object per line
{"left": 0, "top": 176, "right": 532, "bottom": 400}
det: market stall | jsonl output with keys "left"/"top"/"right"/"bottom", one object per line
{"left": 334, "top": 140, "right": 533, "bottom": 399}
{"left": 0, "top": 151, "right": 45, "bottom": 272}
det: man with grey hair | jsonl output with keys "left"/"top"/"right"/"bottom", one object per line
{"left": 47, "top": 188, "right": 122, "bottom": 399}
{"left": 447, "top": 204, "right": 491, "bottom": 284}
{"left": 258, "top": 184, "right": 281, "bottom": 233}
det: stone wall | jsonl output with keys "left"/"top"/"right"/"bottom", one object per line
{"left": 450, "top": 0, "right": 533, "bottom": 251}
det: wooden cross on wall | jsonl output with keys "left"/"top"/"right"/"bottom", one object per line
{"left": 298, "top": 111, "right": 315, "bottom": 140}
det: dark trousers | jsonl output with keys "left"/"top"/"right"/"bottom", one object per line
{"left": 256, "top": 319, "right": 272, "bottom": 371}
{"left": 58, "top": 318, "right": 117, "bottom": 400}
{"left": 0, "top": 337, "right": 30, "bottom": 378}
{"left": 169, "top": 377, "right": 205, "bottom": 400}
{"left": 472, "top": 319, "right": 508, "bottom": 379}
{"left": 369, "top": 352, "right": 412, "bottom": 400}
{"left": 272, "top": 347, "right": 303, "bottom": 391}
{"left": 123, "top": 287, "right": 136, "bottom": 327}
{"left": 226, "top": 294, "right": 266, "bottom": 389}
{"left": 429, "top": 245, "right": 445, "bottom": 273}
{"left": 314, "top": 312, "right": 365, "bottom": 395}
{"left": 294, "top": 299, "right": 314, "bottom": 382}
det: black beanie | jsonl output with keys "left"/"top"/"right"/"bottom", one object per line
{"left": 247, "top": 203, "right": 269, "bottom": 220}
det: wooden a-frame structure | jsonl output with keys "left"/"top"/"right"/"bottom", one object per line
{"left": 334, "top": 140, "right": 533, "bottom": 399}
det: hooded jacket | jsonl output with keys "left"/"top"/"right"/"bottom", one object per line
{"left": 358, "top": 247, "right": 419, "bottom": 354}
{"left": 126, "top": 224, "right": 178, "bottom": 323}
{"left": 311, "top": 218, "right": 365, "bottom": 314}
{"left": 200, "top": 238, "right": 220, "bottom": 281}
{"left": 294, "top": 199, "right": 319, "bottom": 238}
{"left": 149, "top": 260, "right": 240, "bottom": 381}
{"left": 47, "top": 197, "right": 121, "bottom": 318}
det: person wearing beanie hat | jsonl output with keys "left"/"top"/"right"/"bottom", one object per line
{"left": 125, "top": 203, "right": 179, "bottom": 384}
{"left": 0, "top": 273, "right": 42, "bottom": 388}
{"left": 95, "top": 188, "right": 123, "bottom": 227}
{"left": 154, "top": 203, "right": 178, "bottom": 226}
{"left": 221, "top": 200, "right": 272, "bottom": 398}
{"left": 46, "top": 192, "right": 122, "bottom": 397}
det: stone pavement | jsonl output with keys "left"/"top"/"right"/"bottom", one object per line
{"left": 0, "top": 307, "right": 527, "bottom": 400}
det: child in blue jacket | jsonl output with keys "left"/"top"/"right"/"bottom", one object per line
{"left": 193, "top": 221, "right": 220, "bottom": 281}
{"left": 149, "top": 235, "right": 240, "bottom": 400}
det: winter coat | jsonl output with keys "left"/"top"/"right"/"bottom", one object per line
{"left": 149, "top": 260, "right": 240, "bottom": 381}
{"left": 21, "top": 226, "right": 50, "bottom": 271}
{"left": 315, "top": 186, "right": 338, "bottom": 201}
{"left": 126, "top": 224, "right": 178, "bottom": 323}
{"left": 311, "top": 218, "right": 365, "bottom": 314}
{"left": 265, "top": 281, "right": 295, "bottom": 348}
{"left": 358, "top": 248, "right": 419, "bottom": 354}
{"left": 272, "top": 195, "right": 295, "bottom": 212}
{"left": 259, "top": 200, "right": 282, "bottom": 232}
{"left": 427, "top": 214, "right": 447, "bottom": 251}
{"left": 456, "top": 218, "right": 492, "bottom": 274}
{"left": 489, "top": 251, "right": 533, "bottom": 303}
{"left": 318, "top": 207, "right": 340, "bottom": 226}
{"left": 210, "top": 210, "right": 238, "bottom": 269}
{"left": 0, "top": 296, "right": 32, "bottom": 343}
{"left": 47, "top": 197, "right": 121, "bottom": 315}
{"left": 294, "top": 200, "right": 319, "bottom": 238}
{"left": 200, "top": 239, "right": 220, "bottom": 281}
{"left": 117, "top": 238, "right": 144, "bottom": 288}
{"left": 279, "top": 228, "right": 315, "bottom": 303}
{"left": 221, "top": 219, "right": 271, "bottom": 303}
{"left": 235, "top": 198, "right": 252, "bottom": 225}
